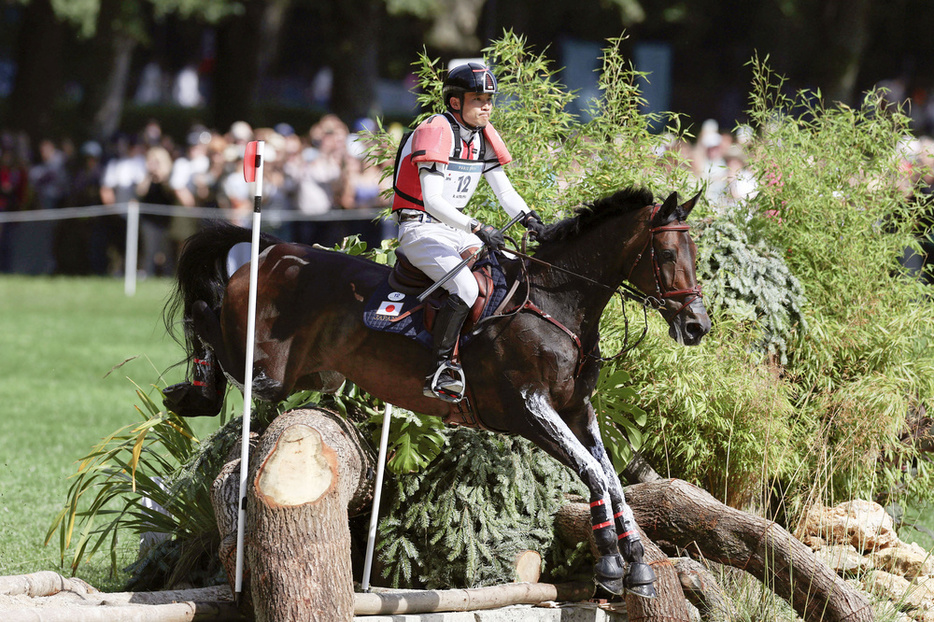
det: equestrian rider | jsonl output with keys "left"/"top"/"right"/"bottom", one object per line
{"left": 392, "top": 62, "right": 546, "bottom": 402}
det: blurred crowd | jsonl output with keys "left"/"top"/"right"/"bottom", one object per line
{"left": 0, "top": 116, "right": 394, "bottom": 276}
{"left": 5, "top": 109, "right": 934, "bottom": 279}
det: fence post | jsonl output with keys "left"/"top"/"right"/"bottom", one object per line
{"left": 124, "top": 201, "right": 139, "bottom": 297}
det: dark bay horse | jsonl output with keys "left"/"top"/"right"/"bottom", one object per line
{"left": 164, "top": 186, "right": 710, "bottom": 597}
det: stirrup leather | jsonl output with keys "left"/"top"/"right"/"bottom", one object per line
{"left": 424, "top": 361, "right": 466, "bottom": 403}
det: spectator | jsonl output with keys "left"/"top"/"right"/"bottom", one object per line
{"left": 293, "top": 114, "right": 349, "bottom": 246}
{"left": 169, "top": 127, "right": 213, "bottom": 250}
{"left": 55, "top": 141, "right": 103, "bottom": 274}
{"left": 136, "top": 145, "right": 177, "bottom": 276}
{"left": 94, "top": 134, "right": 146, "bottom": 275}
{"left": 723, "top": 144, "right": 758, "bottom": 209}
{"left": 253, "top": 127, "right": 296, "bottom": 241}
{"left": 0, "top": 134, "right": 29, "bottom": 271}
{"left": 28, "top": 138, "right": 69, "bottom": 211}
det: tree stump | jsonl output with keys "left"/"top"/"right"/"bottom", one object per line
{"left": 211, "top": 408, "right": 374, "bottom": 622}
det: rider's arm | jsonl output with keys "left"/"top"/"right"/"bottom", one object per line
{"left": 484, "top": 166, "right": 531, "bottom": 219}
{"left": 419, "top": 163, "right": 477, "bottom": 232}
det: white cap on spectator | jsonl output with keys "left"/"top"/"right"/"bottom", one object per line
{"left": 700, "top": 119, "right": 721, "bottom": 148}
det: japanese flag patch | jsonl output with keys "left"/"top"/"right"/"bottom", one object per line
{"left": 376, "top": 292, "right": 405, "bottom": 318}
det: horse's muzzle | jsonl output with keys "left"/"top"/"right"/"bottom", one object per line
{"left": 666, "top": 297, "right": 711, "bottom": 346}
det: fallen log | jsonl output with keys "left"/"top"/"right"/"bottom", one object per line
{"left": 625, "top": 479, "right": 874, "bottom": 622}
{"left": 353, "top": 581, "right": 594, "bottom": 615}
{"left": 623, "top": 527, "right": 693, "bottom": 622}
{"left": 0, "top": 571, "right": 96, "bottom": 598}
{"left": 0, "top": 601, "right": 242, "bottom": 622}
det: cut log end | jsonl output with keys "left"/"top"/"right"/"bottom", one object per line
{"left": 256, "top": 424, "right": 336, "bottom": 507}
{"left": 514, "top": 550, "right": 543, "bottom": 584}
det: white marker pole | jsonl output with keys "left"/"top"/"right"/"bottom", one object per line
{"left": 361, "top": 402, "right": 393, "bottom": 591}
{"left": 234, "top": 140, "right": 264, "bottom": 601}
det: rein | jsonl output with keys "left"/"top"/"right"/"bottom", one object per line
{"left": 487, "top": 203, "right": 702, "bottom": 373}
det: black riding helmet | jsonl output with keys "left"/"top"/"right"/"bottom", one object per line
{"left": 443, "top": 63, "right": 497, "bottom": 122}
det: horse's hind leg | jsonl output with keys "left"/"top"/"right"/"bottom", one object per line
{"left": 522, "top": 391, "right": 627, "bottom": 595}
{"left": 578, "top": 403, "right": 657, "bottom": 599}
{"left": 163, "top": 300, "right": 228, "bottom": 417}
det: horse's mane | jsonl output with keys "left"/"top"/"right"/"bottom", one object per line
{"left": 537, "top": 187, "right": 654, "bottom": 244}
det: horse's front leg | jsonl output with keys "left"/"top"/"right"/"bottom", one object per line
{"left": 579, "top": 399, "right": 657, "bottom": 599}
{"left": 521, "top": 390, "right": 627, "bottom": 595}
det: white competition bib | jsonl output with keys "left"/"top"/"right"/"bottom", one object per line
{"left": 442, "top": 160, "right": 484, "bottom": 208}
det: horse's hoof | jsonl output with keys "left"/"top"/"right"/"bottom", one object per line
{"left": 624, "top": 562, "right": 657, "bottom": 599}
{"left": 162, "top": 383, "right": 221, "bottom": 417}
{"left": 594, "top": 575, "right": 625, "bottom": 596}
{"left": 625, "top": 582, "right": 657, "bottom": 599}
{"left": 593, "top": 554, "right": 625, "bottom": 596}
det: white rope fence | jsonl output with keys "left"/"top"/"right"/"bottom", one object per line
{"left": 0, "top": 202, "right": 388, "bottom": 296}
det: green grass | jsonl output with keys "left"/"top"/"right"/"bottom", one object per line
{"left": 0, "top": 276, "right": 218, "bottom": 589}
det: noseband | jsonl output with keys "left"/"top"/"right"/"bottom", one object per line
{"left": 625, "top": 203, "right": 703, "bottom": 319}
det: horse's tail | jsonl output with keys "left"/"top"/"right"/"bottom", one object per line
{"left": 164, "top": 222, "right": 281, "bottom": 361}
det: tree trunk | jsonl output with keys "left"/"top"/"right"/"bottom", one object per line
{"left": 329, "top": 0, "right": 381, "bottom": 123}
{"left": 7, "top": 0, "right": 65, "bottom": 138}
{"left": 353, "top": 581, "right": 594, "bottom": 615}
{"left": 90, "top": 30, "right": 137, "bottom": 142}
{"left": 671, "top": 557, "right": 737, "bottom": 622}
{"left": 213, "top": 0, "right": 266, "bottom": 132}
{"left": 211, "top": 408, "right": 374, "bottom": 621}
{"left": 77, "top": 0, "right": 141, "bottom": 143}
{"left": 818, "top": 0, "right": 873, "bottom": 106}
{"left": 627, "top": 479, "right": 873, "bottom": 622}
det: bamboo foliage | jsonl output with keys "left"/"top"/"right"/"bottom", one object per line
{"left": 45, "top": 382, "right": 222, "bottom": 584}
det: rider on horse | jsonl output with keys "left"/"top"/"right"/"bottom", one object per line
{"left": 392, "top": 62, "right": 546, "bottom": 403}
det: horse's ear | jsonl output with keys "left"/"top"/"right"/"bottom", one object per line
{"left": 655, "top": 191, "right": 679, "bottom": 225}
{"left": 678, "top": 190, "right": 702, "bottom": 220}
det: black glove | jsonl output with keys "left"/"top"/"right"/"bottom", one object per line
{"left": 474, "top": 223, "right": 505, "bottom": 250}
{"left": 520, "top": 210, "right": 547, "bottom": 240}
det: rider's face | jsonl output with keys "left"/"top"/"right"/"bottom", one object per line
{"left": 454, "top": 93, "right": 494, "bottom": 127}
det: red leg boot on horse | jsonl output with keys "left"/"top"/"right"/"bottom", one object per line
{"left": 424, "top": 294, "right": 470, "bottom": 402}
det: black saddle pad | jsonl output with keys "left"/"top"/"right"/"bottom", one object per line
{"left": 363, "top": 252, "right": 510, "bottom": 349}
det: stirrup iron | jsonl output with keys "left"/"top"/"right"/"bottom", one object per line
{"left": 424, "top": 361, "right": 465, "bottom": 403}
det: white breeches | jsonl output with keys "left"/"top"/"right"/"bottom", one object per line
{"left": 398, "top": 220, "right": 482, "bottom": 305}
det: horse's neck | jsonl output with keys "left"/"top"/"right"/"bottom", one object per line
{"left": 530, "top": 215, "right": 649, "bottom": 336}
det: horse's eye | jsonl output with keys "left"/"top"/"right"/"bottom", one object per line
{"left": 659, "top": 249, "right": 676, "bottom": 262}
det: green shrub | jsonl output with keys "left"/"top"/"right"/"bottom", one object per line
{"left": 738, "top": 57, "right": 934, "bottom": 511}
{"left": 376, "top": 427, "right": 589, "bottom": 589}
{"left": 695, "top": 216, "right": 807, "bottom": 365}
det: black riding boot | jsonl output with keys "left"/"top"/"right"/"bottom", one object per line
{"left": 162, "top": 349, "right": 225, "bottom": 417}
{"left": 424, "top": 294, "right": 471, "bottom": 403}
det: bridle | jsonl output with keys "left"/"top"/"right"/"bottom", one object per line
{"left": 626, "top": 203, "right": 703, "bottom": 320}
{"left": 490, "top": 203, "right": 703, "bottom": 371}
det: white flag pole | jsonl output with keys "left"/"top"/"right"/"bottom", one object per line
{"left": 234, "top": 140, "right": 264, "bottom": 601}
{"left": 361, "top": 401, "right": 393, "bottom": 591}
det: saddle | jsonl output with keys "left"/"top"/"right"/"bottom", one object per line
{"left": 387, "top": 248, "right": 494, "bottom": 332}
{"left": 362, "top": 247, "right": 512, "bottom": 353}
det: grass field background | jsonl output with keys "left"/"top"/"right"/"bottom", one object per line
{"left": 2, "top": 275, "right": 934, "bottom": 594}
{"left": 0, "top": 275, "right": 218, "bottom": 590}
